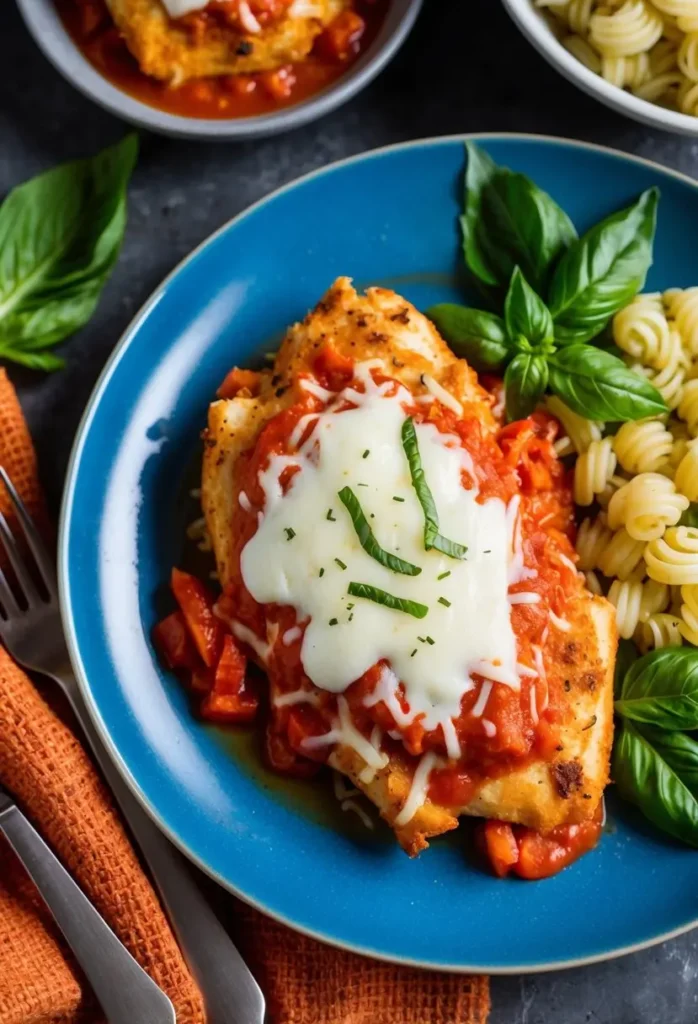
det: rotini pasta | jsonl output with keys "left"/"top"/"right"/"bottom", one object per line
{"left": 634, "top": 355, "right": 686, "bottom": 410}
{"left": 679, "top": 583, "right": 698, "bottom": 643}
{"left": 545, "top": 396, "right": 603, "bottom": 453}
{"left": 613, "top": 294, "right": 672, "bottom": 366}
{"left": 536, "top": 0, "right": 698, "bottom": 117}
{"left": 574, "top": 437, "right": 617, "bottom": 505}
{"left": 645, "top": 526, "right": 698, "bottom": 584}
{"left": 612, "top": 417, "right": 673, "bottom": 473}
{"left": 607, "top": 473, "right": 689, "bottom": 540}
{"left": 674, "top": 437, "right": 698, "bottom": 500}
{"left": 564, "top": 33, "right": 603, "bottom": 71}
{"left": 678, "top": 378, "right": 698, "bottom": 434}
{"left": 678, "top": 31, "right": 698, "bottom": 79}
{"left": 589, "top": 1, "right": 664, "bottom": 57}
{"left": 608, "top": 576, "right": 671, "bottom": 637}
{"left": 664, "top": 287, "right": 698, "bottom": 355}
{"left": 576, "top": 514, "right": 614, "bottom": 570}
{"left": 636, "top": 612, "right": 684, "bottom": 651}
{"left": 597, "top": 472, "right": 630, "bottom": 508}
{"left": 597, "top": 526, "right": 646, "bottom": 579}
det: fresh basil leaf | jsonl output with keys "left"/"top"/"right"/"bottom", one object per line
{"left": 680, "top": 503, "right": 698, "bottom": 528}
{"left": 614, "top": 638, "right": 639, "bottom": 700}
{"left": 0, "top": 134, "right": 138, "bottom": 370}
{"left": 504, "top": 352, "right": 548, "bottom": 421}
{"left": 613, "top": 721, "right": 698, "bottom": 847}
{"left": 547, "top": 345, "right": 667, "bottom": 421}
{"left": 460, "top": 142, "right": 577, "bottom": 295}
{"left": 548, "top": 188, "right": 659, "bottom": 344}
{"left": 504, "top": 267, "right": 554, "bottom": 349}
{"left": 615, "top": 646, "right": 698, "bottom": 730}
{"left": 427, "top": 304, "right": 512, "bottom": 371}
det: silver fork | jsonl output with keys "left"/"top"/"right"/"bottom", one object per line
{"left": 0, "top": 466, "right": 265, "bottom": 1024}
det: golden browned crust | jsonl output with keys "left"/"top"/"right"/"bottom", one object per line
{"left": 202, "top": 277, "right": 617, "bottom": 854}
{"left": 104, "top": 0, "right": 346, "bottom": 81}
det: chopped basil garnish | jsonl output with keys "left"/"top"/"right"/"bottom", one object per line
{"left": 401, "top": 417, "right": 468, "bottom": 560}
{"left": 393, "top": 496, "right": 405, "bottom": 502}
{"left": 426, "top": 636, "right": 435, "bottom": 645}
{"left": 319, "top": 567, "right": 325, "bottom": 577}
{"left": 329, "top": 618, "right": 338, "bottom": 626}
{"left": 347, "top": 582, "right": 428, "bottom": 619}
{"left": 327, "top": 509, "right": 336, "bottom": 521}
{"left": 284, "top": 527, "right": 296, "bottom": 541}
{"left": 335, "top": 558, "right": 347, "bottom": 570}
{"left": 438, "top": 597, "right": 451, "bottom": 607}
{"left": 362, "top": 449, "right": 370, "bottom": 458}
{"left": 437, "top": 571, "right": 451, "bottom": 580}
{"left": 410, "top": 649, "right": 418, "bottom": 657}
{"left": 338, "top": 486, "right": 422, "bottom": 577}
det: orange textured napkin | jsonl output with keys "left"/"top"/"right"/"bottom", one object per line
{"left": 0, "top": 367, "right": 489, "bottom": 1024}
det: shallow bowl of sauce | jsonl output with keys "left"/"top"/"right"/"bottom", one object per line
{"left": 15, "top": 0, "right": 421, "bottom": 139}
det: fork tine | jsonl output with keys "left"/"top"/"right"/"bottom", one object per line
{"left": 0, "top": 508, "right": 42, "bottom": 606}
{"left": 0, "top": 565, "right": 20, "bottom": 619}
{"left": 0, "top": 466, "right": 55, "bottom": 594}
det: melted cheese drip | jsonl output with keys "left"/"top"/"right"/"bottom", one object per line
{"left": 160, "top": 0, "right": 208, "bottom": 17}
{"left": 241, "top": 362, "right": 520, "bottom": 735}
{"left": 394, "top": 752, "right": 439, "bottom": 827}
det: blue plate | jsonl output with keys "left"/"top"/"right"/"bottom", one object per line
{"left": 60, "top": 135, "right": 698, "bottom": 972}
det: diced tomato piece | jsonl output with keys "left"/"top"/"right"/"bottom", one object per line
{"left": 481, "top": 820, "right": 520, "bottom": 878}
{"left": 312, "top": 343, "right": 355, "bottom": 392}
{"left": 152, "top": 611, "right": 200, "bottom": 671}
{"left": 170, "top": 568, "right": 223, "bottom": 668}
{"left": 199, "top": 635, "right": 257, "bottom": 722}
{"left": 217, "top": 367, "right": 262, "bottom": 399}
{"left": 264, "top": 724, "right": 321, "bottom": 778}
{"left": 428, "top": 767, "right": 475, "bottom": 808}
{"left": 201, "top": 690, "right": 258, "bottom": 723}
{"left": 259, "top": 66, "right": 296, "bottom": 101}
{"left": 316, "top": 10, "right": 366, "bottom": 61}
{"left": 286, "top": 705, "right": 330, "bottom": 763}
{"left": 213, "top": 634, "right": 247, "bottom": 695}
{"left": 514, "top": 816, "right": 602, "bottom": 880}
{"left": 191, "top": 669, "right": 214, "bottom": 694}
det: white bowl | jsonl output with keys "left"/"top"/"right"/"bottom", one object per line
{"left": 501, "top": 0, "right": 698, "bottom": 137}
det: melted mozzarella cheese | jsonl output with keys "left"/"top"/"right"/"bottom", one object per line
{"left": 160, "top": 0, "right": 208, "bottom": 17}
{"left": 394, "top": 752, "right": 439, "bottom": 827}
{"left": 241, "top": 363, "right": 520, "bottom": 733}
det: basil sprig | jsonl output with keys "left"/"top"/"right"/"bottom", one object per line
{"left": 614, "top": 648, "right": 698, "bottom": 846}
{"left": 337, "top": 486, "right": 421, "bottom": 576}
{"left": 429, "top": 143, "right": 666, "bottom": 423}
{"left": 0, "top": 135, "right": 138, "bottom": 371}
{"left": 461, "top": 140, "right": 577, "bottom": 297}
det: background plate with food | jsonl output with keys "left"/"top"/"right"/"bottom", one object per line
{"left": 60, "top": 134, "right": 698, "bottom": 972}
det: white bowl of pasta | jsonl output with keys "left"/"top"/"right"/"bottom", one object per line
{"left": 502, "top": 0, "right": 698, "bottom": 136}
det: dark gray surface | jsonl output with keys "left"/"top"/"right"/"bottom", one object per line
{"left": 4, "top": 1, "right": 698, "bottom": 1020}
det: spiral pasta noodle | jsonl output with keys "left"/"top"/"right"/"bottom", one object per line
{"left": 634, "top": 356, "right": 686, "bottom": 410}
{"left": 607, "top": 473, "right": 689, "bottom": 540}
{"left": 608, "top": 577, "right": 671, "bottom": 637}
{"left": 637, "top": 612, "right": 684, "bottom": 651}
{"left": 678, "top": 378, "right": 698, "bottom": 434}
{"left": 613, "top": 294, "right": 673, "bottom": 366}
{"left": 589, "top": 1, "right": 664, "bottom": 56}
{"left": 537, "top": 0, "right": 698, "bottom": 117}
{"left": 679, "top": 583, "right": 698, "bottom": 643}
{"left": 674, "top": 437, "right": 698, "bottom": 500}
{"left": 612, "top": 418, "right": 674, "bottom": 473}
{"left": 645, "top": 526, "right": 698, "bottom": 584}
{"left": 574, "top": 437, "right": 618, "bottom": 505}
{"left": 545, "top": 396, "right": 604, "bottom": 453}
{"left": 598, "top": 527, "right": 646, "bottom": 579}
{"left": 576, "top": 514, "right": 614, "bottom": 570}
{"left": 664, "top": 287, "right": 698, "bottom": 355}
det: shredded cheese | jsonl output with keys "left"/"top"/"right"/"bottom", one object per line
{"left": 482, "top": 718, "right": 497, "bottom": 738}
{"left": 471, "top": 680, "right": 493, "bottom": 718}
{"left": 282, "top": 626, "right": 302, "bottom": 646}
{"left": 549, "top": 610, "right": 571, "bottom": 632}
{"left": 509, "top": 591, "right": 541, "bottom": 605}
{"left": 421, "top": 374, "right": 463, "bottom": 416}
{"left": 394, "top": 752, "right": 438, "bottom": 827}
{"left": 239, "top": 491, "right": 252, "bottom": 513}
{"left": 273, "top": 689, "right": 320, "bottom": 708}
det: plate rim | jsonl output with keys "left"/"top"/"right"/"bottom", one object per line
{"left": 59, "top": 132, "right": 698, "bottom": 974}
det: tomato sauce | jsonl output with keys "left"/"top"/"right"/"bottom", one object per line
{"left": 154, "top": 355, "right": 602, "bottom": 880}
{"left": 56, "top": 0, "right": 389, "bottom": 120}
